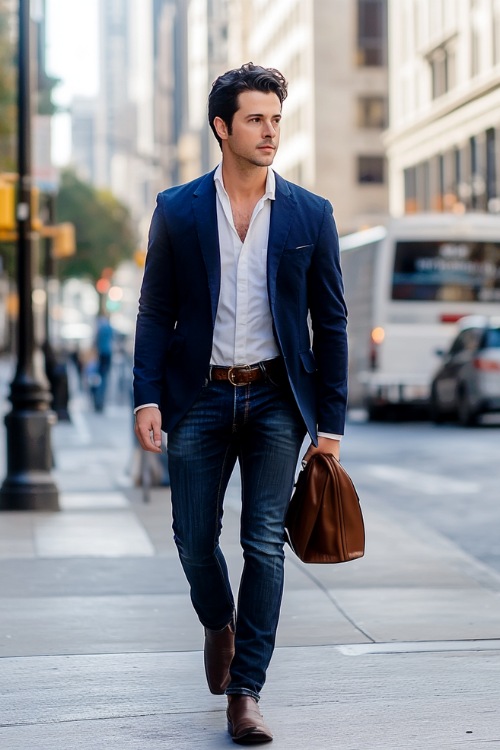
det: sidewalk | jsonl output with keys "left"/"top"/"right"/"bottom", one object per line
{"left": 0, "top": 376, "right": 500, "bottom": 748}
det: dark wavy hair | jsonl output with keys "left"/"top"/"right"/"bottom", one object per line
{"left": 208, "top": 62, "right": 288, "bottom": 149}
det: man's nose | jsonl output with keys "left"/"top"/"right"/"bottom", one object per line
{"left": 262, "top": 121, "right": 276, "bottom": 137}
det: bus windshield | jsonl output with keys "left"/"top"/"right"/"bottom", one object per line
{"left": 391, "top": 240, "right": 500, "bottom": 302}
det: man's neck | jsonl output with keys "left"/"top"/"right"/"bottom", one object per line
{"left": 221, "top": 160, "right": 268, "bottom": 203}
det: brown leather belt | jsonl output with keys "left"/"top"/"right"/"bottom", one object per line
{"left": 209, "top": 357, "right": 284, "bottom": 386}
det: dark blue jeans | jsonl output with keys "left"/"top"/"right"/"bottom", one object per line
{"left": 167, "top": 378, "right": 305, "bottom": 699}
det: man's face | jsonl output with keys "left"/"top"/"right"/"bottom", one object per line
{"left": 217, "top": 90, "right": 282, "bottom": 168}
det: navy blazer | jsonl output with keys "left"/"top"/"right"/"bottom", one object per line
{"left": 133, "top": 169, "right": 348, "bottom": 443}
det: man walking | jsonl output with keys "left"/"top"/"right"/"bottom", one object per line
{"left": 133, "top": 63, "right": 348, "bottom": 744}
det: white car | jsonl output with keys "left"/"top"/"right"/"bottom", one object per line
{"left": 430, "top": 315, "right": 500, "bottom": 426}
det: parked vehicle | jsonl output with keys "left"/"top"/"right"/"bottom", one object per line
{"left": 340, "top": 214, "right": 500, "bottom": 419}
{"left": 430, "top": 315, "right": 500, "bottom": 426}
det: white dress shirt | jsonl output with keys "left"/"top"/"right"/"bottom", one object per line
{"left": 211, "top": 163, "right": 279, "bottom": 366}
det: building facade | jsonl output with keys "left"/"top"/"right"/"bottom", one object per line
{"left": 93, "top": 0, "right": 231, "bottom": 235}
{"left": 95, "top": 0, "right": 162, "bottom": 239}
{"left": 152, "top": 0, "right": 179, "bottom": 187}
{"left": 386, "top": 0, "right": 500, "bottom": 217}
{"left": 174, "top": 0, "right": 229, "bottom": 182}
{"left": 226, "top": 0, "right": 389, "bottom": 235}
{"left": 70, "top": 97, "right": 98, "bottom": 185}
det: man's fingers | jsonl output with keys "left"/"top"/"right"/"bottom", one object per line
{"left": 302, "top": 437, "right": 340, "bottom": 466}
{"left": 134, "top": 407, "right": 162, "bottom": 452}
{"left": 150, "top": 426, "right": 162, "bottom": 449}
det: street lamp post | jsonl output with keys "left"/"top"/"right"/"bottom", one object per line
{"left": 0, "top": 0, "right": 59, "bottom": 510}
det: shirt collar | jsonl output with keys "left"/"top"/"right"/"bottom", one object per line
{"left": 214, "top": 163, "right": 276, "bottom": 201}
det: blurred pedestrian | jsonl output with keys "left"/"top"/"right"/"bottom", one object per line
{"left": 133, "top": 62, "right": 348, "bottom": 744}
{"left": 94, "top": 311, "right": 114, "bottom": 412}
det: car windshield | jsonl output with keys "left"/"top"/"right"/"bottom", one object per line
{"left": 484, "top": 328, "right": 500, "bottom": 348}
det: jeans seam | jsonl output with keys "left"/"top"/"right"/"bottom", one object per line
{"left": 213, "top": 443, "right": 235, "bottom": 608}
{"left": 232, "top": 386, "right": 237, "bottom": 433}
{"left": 243, "top": 385, "right": 250, "bottom": 424}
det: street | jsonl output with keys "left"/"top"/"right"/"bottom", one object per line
{"left": 343, "top": 413, "right": 500, "bottom": 575}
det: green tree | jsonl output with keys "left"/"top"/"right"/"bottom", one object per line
{"left": 55, "top": 169, "right": 138, "bottom": 281}
{"left": 0, "top": 0, "right": 16, "bottom": 170}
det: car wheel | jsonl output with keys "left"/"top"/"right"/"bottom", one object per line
{"left": 430, "top": 385, "right": 445, "bottom": 425}
{"left": 457, "top": 389, "right": 478, "bottom": 427}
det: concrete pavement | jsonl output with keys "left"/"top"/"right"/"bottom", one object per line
{"left": 0, "top": 363, "right": 500, "bottom": 749}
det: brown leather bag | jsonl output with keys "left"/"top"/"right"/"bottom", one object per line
{"left": 285, "top": 453, "right": 365, "bottom": 564}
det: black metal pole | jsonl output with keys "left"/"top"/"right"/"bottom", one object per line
{"left": 43, "top": 193, "right": 70, "bottom": 422}
{"left": 43, "top": 195, "right": 55, "bottom": 348}
{"left": 0, "top": 0, "right": 59, "bottom": 510}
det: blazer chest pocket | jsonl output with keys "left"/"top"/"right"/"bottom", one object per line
{"left": 283, "top": 243, "right": 314, "bottom": 255}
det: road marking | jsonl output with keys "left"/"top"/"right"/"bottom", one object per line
{"left": 363, "top": 464, "right": 480, "bottom": 495}
{"left": 337, "top": 639, "right": 500, "bottom": 656}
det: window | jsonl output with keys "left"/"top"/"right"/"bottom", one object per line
{"left": 484, "top": 328, "right": 500, "bottom": 348}
{"left": 391, "top": 241, "right": 500, "bottom": 302}
{"left": 486, "top": 128, "right": 497, "bottom": 207}
{"left": 428, "top": 42, "right": 456, "bottom": 99}
{"left": 358, "top": 156, "right": 385, "bottom": 184}
{"left": 448, "top": 329, "right": 482, "bottom": 356}
{"left": 404, "top": 166, "right": 418, "bottom": 213}
{"left": 471, "top": 0, "right": 483, "bottom": 76}
{"left": 357, "top": 0, "right": 387, "bottom": 67}
{"left": 357, "top": 96, "right": 387, "bottom": 128}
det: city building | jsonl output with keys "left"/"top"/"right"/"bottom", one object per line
{"left": 175, "top": 0, "right": 229, "bottom": 182}
{"left": 152, "top": 0, "right": 180, "bottom": 187}
{"left": 70, "top": 97, "right": 98, "bottom": 185}
{"left": 95, "top": 0, "right": 161, "bottom": 239}
{"left": 71, "top": 0, "right": 190, "bottom": 241}
{"left": 226, "top": 0, "right": 389, "bottom": 235}
{"left": 385, "top": 0, "right": 500, "bottom": 216}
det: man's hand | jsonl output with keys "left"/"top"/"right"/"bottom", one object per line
{"left": 134, "top": 406, "right": 163, "bottom": 453}
{"left": 303, "top": 436, "right": 340, "bottom": 464}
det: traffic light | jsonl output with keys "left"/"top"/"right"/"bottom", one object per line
{"left": 52, "top": 222, "right": 76, "bottom": 258}
{"left": 0, "top": 175, "right": 42, "bottom": 233}
{"left": 0, "top": 180, "right": 16, "bottom": 232}
{"left": 106, "top": 285, "right": 123, "bottom": 312}
{"left": 96, "top": 277, "right": 111, "bottom": 294}
{"left": 31, "top": 186, "right": 42, "bottom": 231}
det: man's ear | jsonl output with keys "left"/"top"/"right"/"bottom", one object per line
{"left": 213, "top": 116, "right": 229, "bottom": 141}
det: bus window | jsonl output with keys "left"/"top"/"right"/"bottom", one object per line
{"left": 391, "top": 241, "right": 500, "bottom": 302}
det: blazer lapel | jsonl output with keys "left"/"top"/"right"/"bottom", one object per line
{"left": 192, "top": 172, "right": 220, "bottom": 326}
{"left": 267, "top": 173, "right": 295, "bottom": 311}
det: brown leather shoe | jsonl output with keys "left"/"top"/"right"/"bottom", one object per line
{"left": 227, "top": 695, "right": 273, "bottom": 744}
{"left": 203, "top": 618, "right": 235, "bottom": 694}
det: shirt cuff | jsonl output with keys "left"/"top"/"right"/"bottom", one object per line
{"left": 133, "top": 403, "right": 159, "bottom": 415}
{"left": 317, "top": 432, "right": 343, "bottom": 441}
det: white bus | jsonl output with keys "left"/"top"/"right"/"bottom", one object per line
{"left": 339, "top": 213, "right": 500, "bottom": 419}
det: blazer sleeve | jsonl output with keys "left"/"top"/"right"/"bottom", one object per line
{"left": 308, "top": 200, "right": 348, "bottom": 435}
{"left": 133, "top": 194, "right": 178, "bottom": 409}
